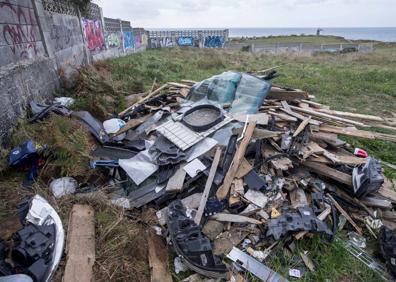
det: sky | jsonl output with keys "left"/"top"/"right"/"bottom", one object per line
{"left": 94, "top": 0, "right": 396, "bottom": 28}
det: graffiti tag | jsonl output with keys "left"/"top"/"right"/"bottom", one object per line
{"left": 123, "top": 31, "right": 134, "bottom": 49}
{"left": 204, "top": 36, "right": 225, "bottom": 48}
{"left": 105, "top": 32, "right": 121, "bottom": 48}
{"left": 81, "top": 19, "right": 105, "bottom": 51}
{"left": 0, "top": 1, "right": 41, "bottom": 60}
{"left": 177, "top": 36, "right": 194, "bottom": 46}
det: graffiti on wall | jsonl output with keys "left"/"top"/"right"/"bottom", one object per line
{"left": 150, "top": 37, "right": 176, "bottom": 48}
{"left": 204, "top": 36, "right": 225, "bottom": 48}
{"left": 177, "top": 36, "right": 194, "bottom": 46}
{"left": 50, "top": 23, "right": 73, "bottom": 51}
{"left": 81, "top": 19, "right": 105, "bottom": 51}
{"left": 134, "top": 34, "right": 142, "bottom": 49}
{"left": 123, "top": 31, "right": 134, "bottom": 49}
{"left": 105, "top": 32, "right": 122, "bottom": 48}
{"left": 0, "top": 0, "right": 43, "bottom": 61}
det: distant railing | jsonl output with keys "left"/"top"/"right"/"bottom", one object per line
{"left": 226, "top": 42, "right": 375, "bottom": 54}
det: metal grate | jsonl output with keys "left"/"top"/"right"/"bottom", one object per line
{"left": 43, "top": 0, "right": 77, "bottom": 16}
{"left": 156, "top": 115, "right": 232, "bottom": 151}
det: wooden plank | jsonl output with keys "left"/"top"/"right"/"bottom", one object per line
{"left": 119, "top": 84, "right": 168, "bottom": 116}
{"left": 147, "top": 230, "right": 173, "bottom": 282}
{"left": 290, "top": 105, "right": 369, "bottom": 127}
{"left": 165, "top": 165, "right": 187, "bottom": 193}
{"left": 195, "top": 148, "right": 222, "bottom": 225}
{"left": 327, "top": 194, "right": 363, "bottom": 235}
{"left": 317, "top": 108, "right": 384, "bottom": 122}
{"left": 280, "top": 101, "right": 321, "bottom": 126}
{"left": 211, "top": 213, "right": 262, "bottom": 225}
{"left": 235, "top": 158, "right": 253, "bottom": 178}
{"left": 216, "top": 122, "right": 257, "bottom": 200}
{"left": 319, "top": 124, "right": 396, "bottom": 142}
{"left": 113, "top": 114, "right": 152, "bottom": 136}
{"left": 302, "top": 161, "right": 353, "bottom": 186}
{"left": 167, "top": 82, "right": 191, "bottom": 88}
{"left": 301, "top": 99, "right": 329, "bottom": 109}
{"left": 268, "top": 110, "right": 297, "bottom": 122}
{"left": 64, "top": 205, "right": 95, "bottom": 282}
{"left": 268, "top": 87, "right": 309, "bottom": 100}
{"left": 293, "top": 116, "right": 311, "bottom": 137}
{"left": 300, "top": 252, "right": 315, "bottom": 272}
{"left": 233, "top": 113, "right": 269, "bottom": 125}
{"left": 361, "top": 197, "right": 392, "bottom": 209}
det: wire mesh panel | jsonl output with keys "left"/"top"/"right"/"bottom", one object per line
{"left": 43, "top": 0, "right": 77, "bottom": 16}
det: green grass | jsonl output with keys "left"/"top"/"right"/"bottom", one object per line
{"left": 2, "top": 46, "right": 396, "bottom": 281}
{"left": 230, "top": 35, "right": 351, "bottom": 44}
{"left": 104, "top": 47, "right": 396, "bottom": 281}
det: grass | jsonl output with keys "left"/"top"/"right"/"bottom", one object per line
{"left": 230, "top": 35, "right": 351, "bottom": 44}
{"left": 1, "top": 45, "right": 396, "bottom": 281}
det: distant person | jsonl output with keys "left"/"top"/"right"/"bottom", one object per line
{"left": 316, "top": 28, "right": 323, "bottom": 36}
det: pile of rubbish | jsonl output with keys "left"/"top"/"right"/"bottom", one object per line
{"left": 2, "top": 70, "right": 396, "bottom": 281}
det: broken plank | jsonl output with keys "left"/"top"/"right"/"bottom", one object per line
{"left": 195, "top": 148, "right": 222, "bottom": 225}
{"left": 319, "top": 124, "right": 396, "bottom": 142}
{"left": 64, "top": 205, "right": 95, "bottom": 282}
{"left": 233, "top": 113, "right": 269, "bottom": 125}
{"left": 119, "top": 84, "right": 169, "bottom": 116}
{"left": 268, "top": 87, "right": 309, "bottom": 100}
{"left": 293, "top": 116, "right": 311, "bottom": 137}
{"left": 147, "top": 230, "right": 173, "bottom": 282}
{"left": 280, "top": 101, "right": 321, "bottom": 126}
{"left": 361, "top": 197, "right": 392, "bottom": 209}
{"left": 235, "top": 158, "right": 253, "bottom": 178}
{"left": 113, "top": 114, "right": 152, "bottom": 136}
{"left": 290, "top": 105, "right": 369, "bottom": 128}
{"left": 327, "top": 194, "right": 363, "bottom": 235}
{"left": 302, "top": 161, "right": 353, "bottom": 186}
{"left": 268, "top": 110, "right": 297, "bottom": 122}
{"left": 216, "top": 122, "right": 257, "bottom": 200}
{"left": 317, "top": 108, "right": 384, "bottom": 122}
{"left": 211, "top": 213, "right": 262, "bottom": 225}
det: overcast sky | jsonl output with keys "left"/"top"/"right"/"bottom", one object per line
{"left": 94, "top": 0, "right": 396, "bottom": 28}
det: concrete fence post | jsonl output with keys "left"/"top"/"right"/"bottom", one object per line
{"left": 31, "top": 0, "right": 55, "bottom": 59}
{"left": 77, "top": 8, "right": 91, "bottom": 65}
{"left": 120, "top": 19, "right": 125, "bottom": 53}
{"left": 340, "top": 44, "right": 343, "bottom": 51}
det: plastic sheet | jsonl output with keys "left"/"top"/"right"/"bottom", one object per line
{"left": 187, "top": 71, "right": 241, "bottom": 104}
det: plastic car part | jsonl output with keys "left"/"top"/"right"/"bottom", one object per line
{"left": 29, "top": 101, "right": 71, "bottom": 123}
{"left": 12, "top": 223, "right": 56, "bottom": 282}
{"left": 71, "top": 111, "right": 109, "bottom": 144}
{"left": 204, "top": 198, "right": 228, "bottom": 216}
{"left": 0, "top": 196, "right": 64, "bottom": 282}
{"left": 167, "top": 200, "right": 228, "bottom": 278}
{"left": 227, "top": 247, "right": 288, "bottom": 282}
{"left": 243, "top": 170, "right": 267, "bottom": 190}
{"left": 352, "top": 157, "right": 384, "bottom": 198}
{"left": 266, "top": 206, "right": 333, "bottom": 241}
{"left": 182, "top": 104, "right": 224, "bottom": 132}
{"left": 379, "top": 226, "right": 396, "bottom": 277}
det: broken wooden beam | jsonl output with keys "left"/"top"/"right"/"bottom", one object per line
{"left": 195, "top": 148, "right": 222, "bottom": 225}
{"left": 302, "top": 161, "right": 353, "bottom": 186}
{"left": 147, "top": 230, "right": 173, "bottom": 282}
{"left": 216, "top": 121, "right": 256, "bottom": 200}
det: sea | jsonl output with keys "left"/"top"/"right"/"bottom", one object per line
{"left": 148, "top": 27, "right": 396, "bottom": 42}
{"left": 229, "top": 27, "right": 396, "bottom": 42}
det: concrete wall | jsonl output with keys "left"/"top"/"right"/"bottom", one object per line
{"left": 0, "top": 0, "right": 148, "bottom": 145}
{"left": 45, "top": 10, "right": 87, "bottom": 67}
{"left": 0, "top": 57, "right": 58, "bottom": 143}
{"left": 148, "top": 29, "right": 229, "bottom": 49}
{"left": 0, "top": 0, "right": 46, "bottom": 66}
